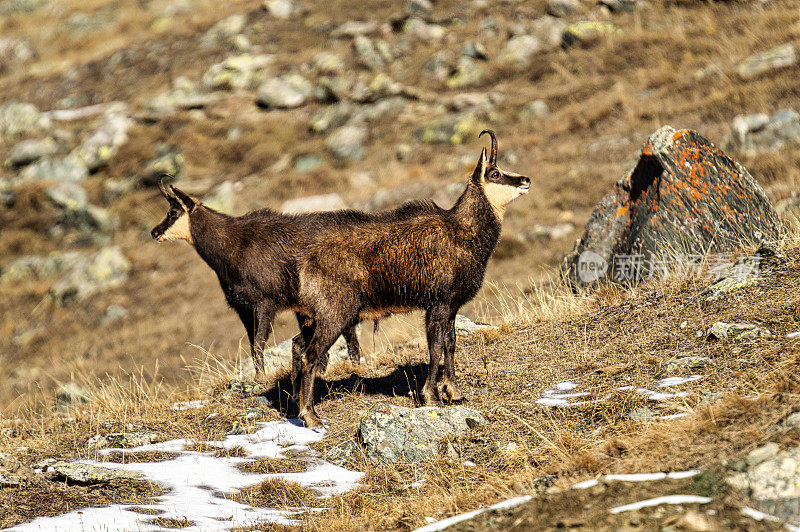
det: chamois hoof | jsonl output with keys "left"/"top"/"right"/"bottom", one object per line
{"left": 300, "top": 411, "right": 324, "bottom": 430}
{"left": 438, "top": 381, "right": 465, "bottom": 404}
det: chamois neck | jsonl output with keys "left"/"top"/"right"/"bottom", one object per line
{"left": 452, "top": 182, "right": 503, "bottom": 256}
{"left": 189, "top": 206, "right": 236, "bottom": 269}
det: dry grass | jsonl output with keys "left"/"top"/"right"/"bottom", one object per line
{"left": 102, "top": 450, "right": 179, "bottom": 463}
{"left": 233, "top": 478, "right": 320, "bottom": 509}
{"left": 237, "top": 458, "right": 309, "bottom": 474}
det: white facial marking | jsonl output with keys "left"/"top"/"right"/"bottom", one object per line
{"left": 162, "top": 212, "right": 194, "bottom": 245}
{"left": 483, "top": 182, "right": 527, "bottom": 218}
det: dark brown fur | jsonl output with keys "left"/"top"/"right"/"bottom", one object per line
{"left": 292, "top": 131, "right": 531, "bottom": 427}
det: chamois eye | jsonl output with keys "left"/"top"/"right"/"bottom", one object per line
{"left": 490, "top": 171, "right": 500, "bottom": 180}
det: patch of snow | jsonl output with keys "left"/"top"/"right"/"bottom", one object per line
{"left": 412, "top": 496, "right": 532, "bottom": 532}
{"left": 13, "top": 420, "right": 363, "bottom": 531}
{"left": 571, "top": 478, "right": 600, "bottom": 489}
{"left": 786, "top": 331, "right": 800, "bottom": 339}
{"left": 609, "top": 495, "right": 711, "bottom": 514}
{"left": 657, "top": 375, "right": 703, "bottom": 387}
{"left": 667, "top": 469, "right": 700, "bottom": 479}
{"left": 172, "top": 399, "right": 208, "bottom": 411}
{"left": 554, "top": 382, "right": 579, "bottom": 391}
{"left": 742, "top": 506, "right": 781, "bottom": 522}
{"left": 658, "top": 413, "right": 689, "bottom": 420}
{"left": 535, "top": 382, "right": 592, "bottom": 407}
{"left": 605, "top": 472, "right": 667, "bottom": 482}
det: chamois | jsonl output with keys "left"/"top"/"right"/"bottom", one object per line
{"left": 293, "top": 130, "right": 531, "bottom": 428}
{"left": 150, "top": 178, "right": 363, "bottom": 380}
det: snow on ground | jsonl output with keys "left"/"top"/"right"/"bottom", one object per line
{"left": 10, "top": 421, "right": 363, "bottom": 532}
{"left": 412, "top": 496, "right": 533, "bottom": 532}
{"left": 535, "top": 376, "right": 704, "bottom": 408}
{"left": 609, "top": 495, "right": 712, "bottom": 514}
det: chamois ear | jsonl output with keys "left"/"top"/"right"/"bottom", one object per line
{"left": 170, "top": 186, "right": 197, "bottom": 213}
{"left": 470, "top": 147, "right": 488, "bottom": 184}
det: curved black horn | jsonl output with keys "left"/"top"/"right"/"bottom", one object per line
{"left": 479, "top": 129, "right": 497, "bottom": 164}
{"left": 158, "top": 173, "right": 175, "bottom": 200}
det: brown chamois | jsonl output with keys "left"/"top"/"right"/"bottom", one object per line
{"left": 150, "top": 177, "right": 363, "bottom": 380}
{"left": 293, "top": 130, "right": 531, "bottom": 428}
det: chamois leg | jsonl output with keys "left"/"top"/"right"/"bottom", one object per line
{"left": 252, "top": 300, "right": 277, "bottom": 382}
{"left": 342, "top": 324, "right": 362, "bottom": 364}
{"left": 422, "top": 305, "right": 449, "bottom": 406}
{"left": 299, "top": 314, "right": 357, "bottom": 429}
{"left": 291, "top": 314, "right": 315, "bottom": 404}
{"left": 439, "top": 310, "right": 465, "bottom": 403}
{"left": 237, "top": 308, "right": 258, "bottom": 378}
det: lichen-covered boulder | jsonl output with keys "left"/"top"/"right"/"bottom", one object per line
{"left": 562, "top": 126, "right": 784, "bottom": 291}
{"left": 357, "top": 402, "right": 486, "bottom": 463}
{"left": 44, "top": 461, "right": 145, "bottom": 484}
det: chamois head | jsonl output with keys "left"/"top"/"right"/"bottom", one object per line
{"left": 151, "top": 175, "right": 198, "bottom": 245}
{"left": 471, "top": 130, "right": 531, "bottom": 217}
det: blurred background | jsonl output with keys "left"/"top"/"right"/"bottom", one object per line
{"left": 1, "top": 0, "right": 798, "bottom": 415}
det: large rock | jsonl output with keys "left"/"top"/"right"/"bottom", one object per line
{"left": 562, "top": 126, "right": 784, "bottom": 290}
{"left": 20, "top": 154, "right": 88, "bottom": 183}
{"left": 50, "top": 247, "right": 131, "bottom": 305}
{"left": 343, "top": 403, "right": 486, "bottom": 464}
{"left": 738, "top": 444, "right": 800, "bottom": 522}
{"left": 44, "top": 461, "right": 145, "bottom": 484}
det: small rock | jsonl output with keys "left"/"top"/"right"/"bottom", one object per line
{"left": 520, "top": 223, "right": 574, "bottom": 241}
{"left": 0, "top": 453, "right": 33, "bottom": 487}
{"left": 1, "top": 252, "right": 83, "bottom": 282}
{"left": 462, "top": 41, "right": 488, "bottom": 60}
{"left": 353, "top": 35, "right": 384, "bottom": 71}
{"left": 784, "top": 412, "right": 800, "bottom": 427}
{"left": 202, "top": 54, "right": 273, "bottom": 91}
{"left": 0, "top": 101, "right": 41, "bottom": 137}
{"left": 707, "top": 322, "right": 773, "bottom": 341}
{"left": 56, "top": 382, "right": 91, "bottom": 411}
{"left": 5, "top": 137, "right": 58, "bottom": 167}
{"left": 20, "top": 154, "right": 88, "bottom": 183}
{"left": 627, "top": 407, "right": 657, "bottom": 422}
{"left": 455, "top": 314, "right": 498, "bottom": 336}
{"left": 747, "top": 442, "right": 780, "bottom": 467}
{"left": 416, "top": 113, "right": 482, "bottom": 145}
{"left": 45, "top": 461, "right": 145, "bottom": 484}
{"left": 264, "top": 0, "right": 301, "bottom": 18}
{"left": 529, "top": 16, "right": 567, "bottom": 49}
{"left": 736, "top": 43, "right": 797, "bottom": 79}
{"left": 47, "top": 182, "right": 88, "bottom": 211}
{"left": 330, "top": 20, "right": 378, "bottom": 38}
{"left": 315, "top": 76, "right": 352, "bottom": 102}
{"left": 326, "top": 124, "right": 367, "bottom": 161}
{"left": 325, "top": 439, "right": 361, "bottom": 467}
{"left": 723, "top": 109, "right": 800, "bottom": 154}
{"left": 311, "top": 51, "right": 346, "bottom": 76}
{"left": 281, "top": 193, "right": 347, "bottom": 214}
{"left": 100, "top": 305, "right": 128, "bottom": 325}
{"left": 446, "top": 56, "right": 485, "bottom": 89}
{"left": 294, "top": 154, "right": 324, "bottom": 173}
{"left": 519, "top": 100, "right": 551, "bottom": 120}
{"left": 500, "top": 35, "right": 542, "bottom": 68}
{"left": 239, "top": 407, "right": 265, "bottom": 421}
{"left": 725, "top": 471, "right": 750, "bottom": 491}
{"left": 256, "top": 75, "right": 312, "bottom": 109}
{"left": 665, "top": 355, "right": 711, "bottom": 373}
{"left": 547, "top": 0, "right": 581, "bottom": 17}
{"left": 201, "top": 14, "right": 247, "bottom": 48}
{"left": 86, "top": 434, "right": 110, "bottom": 450}
{"left": 600, "top": 0, "right": 638, "bottom": 12}
{"left": 72, "top": 107, "right": 132, "bottom": 171}
{"left": 562, "top": 21, "right": 621, "bottom": 47}
{"left": 0, "top": 37, "right": 35, "bottom": 72}
{"left": 140, "top": 145, "right": 183, "bottom": 187}
{"left": 147, "top": 77, "right": 224, "bottom": 114}
{"left": 403, "top": 17, "right": 445, "bottom": 41}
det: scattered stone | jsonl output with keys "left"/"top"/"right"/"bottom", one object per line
{"left": 264, "top": 0, "right": 302, "bottom": 18}
{"left": 45, "top": 461, "right": 145, "bottom": 484}
{"left": 87, "top": 431, "right": 158, "bottom": 450}
{"left": 746, "top": 444, "right": 800, "bottom": 521}
{"left": 665, "top": 355, "right": 711, "bottom": 373}
{"left": 600, "top": 0, "right": 637, "bottom": 12}
{"left": 784, "top": 412, "right": 800, "bottom": 427}
{"left": 202, "top": 54, "right": 273, "bottom": 91}
{"left": 455, "top": 314, "right": 498, "bottom": 336}
{"left": 403, "top": 17, "right": 445, "bottom": 41}
{"left": 353, "top": 35, "right": 384, "bottom": 71}
{"left": 201, "top": 14, "right": 247, "bottom": 48}
{"left": 747, "top": 443, "right": 780, "bottom": 467}
{"left": 147, "top": 77, "right": 224, "bottom": 114}
{"left": 5, "top": 137, "right": 58, "bottom": 167}
{"left": 1, "top": 251, "right": 84, "bottom": 282}
{"left": 462, "top": 41, "right": 488, "bottom": 60}
{"left": 47, "top": 182, "right": 117, "bottom": 233}
{"left": 422, "top": 50, "right": 455, "bottom": 81}
{"left": 562, "top": 126, "right": 784, "bottom": 290}
{"left": 56, "top": 382, "right": 91, "bottom": 411}
{"left": 326, "top": 124, "right": 367, "bottom": 161}
{"left": 50, "top": 247, "right": 131, "bottom": 305}
{"left": 239, "top": 407, "right": 265, "bottom": 421}
{"left": 500, "top": 35, "right": 542, "bottom": 68}
{"left": 707, "top": 322, "right": 773, "bottom": 341}
{"left": 100, "top": 305, "right": 128, "bottom": 325}
{"left": 281, "top": 193, "right": 347, "bottom": 214}
{"left": 736, "top": 44, "right": 797, "bottom": 79}
{"left": 140, "top": 145, "right": 183, "bottom": 187}
{"left": 446, "top": 56, "right": 485, "bottom": 89}
{"left": 256, "top": 75, "right": 312, "bottom": 109}
{"left": 316, "top": 76, "right": 352, "bottom": 102}
{"left": 521, "top": 223, "right": 574, "bottom": 241}
{"left": 72, "top": 107, "right": 132, "bottom": 171}
{"left": 311, "top": 51, "right": 346, "bottom": 76}
{"left": 203, "top": 181, "right": 240, "bottom": 213}
{"left": 356, "top": 402, "right": 486, "bottom": 463}
{"left": 519, "top": 100, "right": 550, "bottom": 120}
{"left": 0, "top": 101, "right": 41, "bottom": 137}
{"left": 562, "top": 21, "right": 621, "bottom": 47}
{"left": 0, "top": 37, "right": 35, "bottom": 72}
{"left": 47, "top": 181, "right": 88, "bottom": 211}
{"left": 20, "top": 154, "right": 88, "bottom": 183}
{"left": 330, "top": 21, "right": 379, "bottom": 38}
{"left": 627, "top": 407, "right": 657, "bottom": 422}
{"left": 723, "top": 109, "right": 800, "bottom": 154}
{"left": 696, "top": 246, "right": 776, "bottom": 301}
{"left": 325, "top": 439, "right": 361, "bottom": 467}
{"left": 529, "top": 16, "right": 567, "bottom": 49}
{"left": 310, "top": 102, "right": 355, "bottom": 133}
{"left": 547, "top": 0, "right": 581, "bottom": 17}
{"left": 0, "top": 453, "right": 34, "bottom": 487}
{"left": 416, "top": 113, "right": 483, "bottom": 145}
